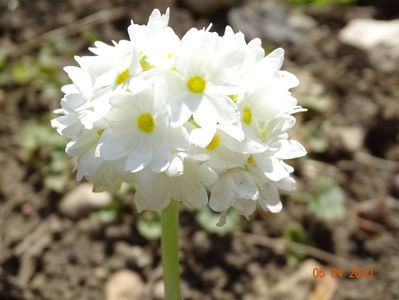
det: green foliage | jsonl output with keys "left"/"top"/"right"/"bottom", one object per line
{"left": 12, "top": 57, "right": 37, "bottom": 83}
{"left": 283, "top": 223, "right": 312, "bottom": 266}
{"left": 92, "top": 199, "right": 124, "bottom": 224}
{"left": 43, "top": 152, "right": 69, "bottom": 192}
{"left": 0, "top": 55, "right": 8, "bottom": 86}
{"left": 0, "top": 53, "right": 7, "bottom": 73}
{"left": 4, "top": 44, "right": 67, "bottom": 102}
{"left": 80, "top": 30, "right": 101, "bottom": 44}
{"left": 91, "top": 184, "right": 134, "bottom": 223}
{"left": 303, "top": 121, "right": 329, "bottom": 153}
{"left": 19, "top": 119, "right": 70, "bottom": 192}
{"left": 297, "top": 93, "right": 331, "bottom": 154}
{"left": 298, "top": 94, "right": 331, "bottom": 114}
{"left": 288, "top": 0, "right": 356, "bottom": 5}
{"left": 262, "top": 41, "right": 277, "bottom": 54}
{"left": 20, "top": 120, "right": 66, "bottom": 159}
{"left": 196, "top": 207, "right": 242, "bottom": 236}
{"left": 308, "top": 177, "right": 346, "bottom": 221}
{"left": 137, "top": 212, "right": 162, "bottom": 240}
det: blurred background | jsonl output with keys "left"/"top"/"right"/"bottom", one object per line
{"left": 0, "top": 0, "right": 399, "bottom": 299}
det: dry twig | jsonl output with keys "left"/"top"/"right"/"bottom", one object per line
{"left": 354, "top": 152, "right": 399, "bottom": 171}
{"left": 239, "top": 232, "right": 351, "bottom": 268}
{"left": 8, "top": 7, "right": 128, "bottom": 59}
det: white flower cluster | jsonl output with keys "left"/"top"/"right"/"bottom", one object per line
{"left": 52, "top": 8, "right": 306, "bottom": 223}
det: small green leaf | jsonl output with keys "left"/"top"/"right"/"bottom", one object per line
{"left": 48, "top": 152, "right": 68, "bottom": 173}
{"left": 91, "top": 200, "right": 123, "bottom": 223}
{"left": 0, "top": 53, "right": 6, "bottom": 73}
{"left": 12, "top": 58, "right": 38, "bottom": 83}
{"left": 297, "top": 94, "right": 331, "bottom": 114}
{"left": 138, "top": 212, "right": 162, "bottom": 240}
{"left": 93, "top": 210, "right": 118, "bottom": 223}
{"left": 304, "top": 121, "right": 328, "bottom": 153}
{"left": 19, "top": 120, "right": 66, "bottom": 157}
{"left": 309, "top": 177, "right": 346, "bottom": 221}
{"left": 196, "top": 206, "right": 241, "bottom": 236}
{"left": 283, "top": 223, "right": 312, "bottom": 266}
{"left": 41, "top": 81, "right": 61, "bottom": 100}
{"left": 44, "top": 173, "right": 68, "bottom": 192}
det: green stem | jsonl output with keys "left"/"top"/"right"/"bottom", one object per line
{"left": 161, "top": 199, "right": 181, "bottom": 300}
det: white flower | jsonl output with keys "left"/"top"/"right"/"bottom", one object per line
{"left": 128, "top": 8, "right": 180, "bottom": 69}
{"left": 166, "top": 27, "right": 246, "bottom": 147}
{"left": 53, "top": 119, "right": 126, "bottom": 192}
{"left": 51, "top": 7, "right": 307, "bottom": 221}
{"left": 209, "top": 169, "right": 259, "bottom": 222}
{"left": 51, "top": 82, "right": 119, "bottom": 188}
{"left": 51, "top": 93, "right": 86, "bottom": 139}
{"left": 234, "top": 48, "right": 302, "bottom": 144}
{"left": 251, "top": 115, "right": 306, "bottom": 182}
{"left": 220, "top": 26, "right": 264, "bottom": 82}
{"left": 198, "top": 130, "right": 247, "bottom": 174}
{"left": 98, "top": 78, "right": 189, "bottom": 173}
{"left": 206, "top": 114, "right": 305, "bottom": 223}
{"left": 134, "top": 159, "right": 216, "bottom": 212}
{"left": 208, "top": 156, "right": 296, "bottom": 225}
{"left": 84, "top": 40, "right": 140, "bottom": 92}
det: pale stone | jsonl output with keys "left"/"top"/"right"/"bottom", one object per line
{"left": 105, "top": 270, "right": 145, "bottom": 300}
{"left": 339, "top": 18, "right": 399, "bottom": 72}
{"left": 59, "top": 183, "right": 112, "bottom": 218}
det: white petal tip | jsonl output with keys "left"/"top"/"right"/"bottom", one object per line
{"left": 267, "top": 202, "right": 283, "bottom": 213}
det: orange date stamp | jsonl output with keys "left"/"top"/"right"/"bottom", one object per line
{"left": 312, "top": 266, "right": 374, "bottom": 279}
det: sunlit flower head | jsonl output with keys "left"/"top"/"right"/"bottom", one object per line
{"left": 51, "top": 7, "right": 306, "bottom": 222}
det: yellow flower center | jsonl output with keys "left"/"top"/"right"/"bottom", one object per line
{"left": 244, "top": 155, "right": 255, "bottom": 171}
{"left": 247, "top": 155, "right": 254, "bottom": 165}
{"left": 187, "top": 76, "right": 206, "bottom": 94}
{"left": 116, "top": 68, "right": 130, "bottom": 85}
{"left": 96, "top": 129, "right": 105, "bottom": 137}
{"left": 260, "top": 128, "right": 268, "bottom": 141}
{"left": 139, "top": 55, "right": 153, "bottom": 71}
{"left": 242, "top": 107, "right": 252, "bottom": 125}
{"left": 206, "top": 134, "right": 220, "bottom": 151}
{"left": 230, "top": 95, "right": 239, "bottom": 102}
{"left": 137, "top": 113, "right": 155, "bottom": 133}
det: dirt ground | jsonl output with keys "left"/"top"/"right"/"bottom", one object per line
{"left": 1, "top": 0, "right": 399, "bottom": 299}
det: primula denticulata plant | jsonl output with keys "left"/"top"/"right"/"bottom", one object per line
{"left": 51, "top": 8, "right": 306, "bottom": 299}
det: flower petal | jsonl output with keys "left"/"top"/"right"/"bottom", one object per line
{"left": 276, "top": 176, "right": 296, "bottom": 192}
{"left": 99, "top": 130, "right": 135, "bottom": 160}
{"left": 254, "top": 154, "right": 290, "bottom": 182}
{"left": 134, "top": 190, "right": 171, "bottom": 212}
{"left": 64, "top": 66, "right": 92, "bottom": 99}
{"left": 209, "top": 176, "right": 235, "bottom": 213}
{"left": 178, "top": 178, "right": 208, "bottom": 208}
{"left": 149, "top": 138, "right": 171, "bottom": 173}
{"left": 209, "top": 95, "right": 240, "bottom": 124}
{"left": 190, "top": 127, "right": 216, "bottom": 148}
{"left": 233, "top": 198, "right": 256, "bottom": 218}
{"left": 168, "top": 127, "right": 190, "bottom": 150}
{"left": 61, "top": 94, "right": 86, "bottom": 111}
{"left": 258, "top": 181, "right": 282, "bottom": 213}
{"left": 273, "top": 140, "right": 307, "bottom": 159}
{"left": 169, "top": 94, "right": 194, "bottom": 127}
{"left": 76, "top": 148, "right": 103, "bottom": 180}
{"left": 125, "top": 138, "right": 152, "bottom": 172}
{"left": 193, "top": 96, "right": 217, "bottom": 129}
{"left": 166, "top": 154, "right": 185, "bottom": 177}
{"left": 230, "top": 171, "right": 259, "bottom": 201}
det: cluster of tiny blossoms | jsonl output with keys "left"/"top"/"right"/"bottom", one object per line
{"left": 52, "top": 8, "right": 306, "bottom": 224}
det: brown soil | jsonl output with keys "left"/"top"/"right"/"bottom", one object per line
{"left": 1, "top": 0, "right": 399, "bottom": 299}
